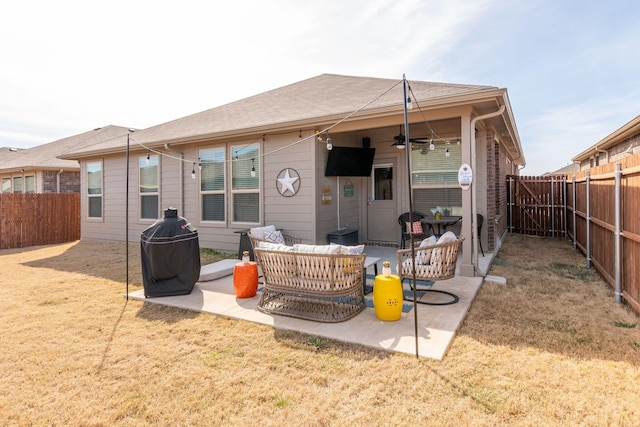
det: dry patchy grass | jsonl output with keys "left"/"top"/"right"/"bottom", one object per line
{"left": 1, "top": 235, "right": 639, "bottom": 426}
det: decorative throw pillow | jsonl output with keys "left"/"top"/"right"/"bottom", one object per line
{"left": 406, "top": 221, "right": 423, "bottom": 235}
{"left": 263, "top": 229, "right": 285, "bottom": 244}
{"left": 436, "top": 231, "right": 457, "bottom": 244}
{"left": 250, "top": 225, "right": 276, "bottom": 239}
{"left": 417, "top": 235, "right": 437, "bottom": 264}
{"left": 431, "top": 231, "right": 458, "bottom": 265}
{"left": 331, "top": 243, "right": 365, "bottom": 255}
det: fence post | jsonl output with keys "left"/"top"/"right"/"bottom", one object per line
{"left": 508, "top": 176, "right": 513, "bottom": 232}
{"left": 614, "top": 163, "right": 622, "bottom": 304}
{"left": 586, "top": 171, "right": 591, "bottom": 268}
{"left": 562, "top": 177, "right": 567, "bottom": 237}
{"left": 572, "top": 176, "right": 576, "bottom": 249}
{"left": 550, "top": 176, "right": 555, "bottom": 238}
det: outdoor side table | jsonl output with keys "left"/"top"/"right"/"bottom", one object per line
{"left": 233, "top": 261, "right": 259, "bottom": 298}
{"left": 373, "top": 270, "right": 403, "bottom": 321}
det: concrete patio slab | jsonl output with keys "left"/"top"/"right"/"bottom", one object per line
{"left": 128, "top": 245, "right": 487, "bottom": 360}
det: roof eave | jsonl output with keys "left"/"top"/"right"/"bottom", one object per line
{"left": 572, "top": 114, "right": 640, "bottom": 161}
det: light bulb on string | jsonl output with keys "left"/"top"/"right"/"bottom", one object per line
{"left": 326, "top": 133, "right": 332, "bottom": 150}
{"left": 250, "top": 158, "right": 256, "bottom": 177}
{"left": 429, "top": 138, "right": 435, "bottom": 151}
{"left": 146, "top": 150, "right": 150, "bottom": 164}
{"left": 191, "top": 163, "right": 196, "bottom": 179}
{"left": 445, "top": 147, "right": 450, "bottom": 157}
{"left": 406, "top": 95, "right": 413, "bottom": 110}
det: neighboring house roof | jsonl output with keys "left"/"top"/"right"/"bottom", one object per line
{"left": 543, "top": 162, "right": 580, "bottom": 176}
{"left": 0, "top": 126, "right": 132, "bottom": 174}
{"left": 60, "top": 74, "right": 524, "bottom": 165}
{"left": 572, "top": 114, "right": 640, "bottom": 162}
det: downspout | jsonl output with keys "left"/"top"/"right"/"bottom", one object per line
{"left": 594, "top": 146, "right": 608, "bottom": 165}
{"left": 164, "top": 144, "right": 184, "bottom": 214}
{"left": 470, "top": 104, "right": 505, "bottom": 275}
{"left": 56, "top": 169, "right": 64, "bottom": 193}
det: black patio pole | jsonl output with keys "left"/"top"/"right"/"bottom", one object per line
{"left": 126, "top": 132, "right": 130, "bottom": 300}
{"left": 403, "top": 75, "right": 419, "bottom": 359}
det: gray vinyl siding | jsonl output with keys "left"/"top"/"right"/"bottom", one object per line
{"left": 261, "top": 132, "right": 312, "bottom": 243}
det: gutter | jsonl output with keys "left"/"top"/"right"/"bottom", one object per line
{"left": 470, "top": 103, "right": 506, "bottom": 276}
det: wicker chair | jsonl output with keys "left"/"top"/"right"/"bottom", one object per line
{"left": 396, "top": 237, "right": 464, "bottom": 305}
{"left": 254, "top": 248, "right": 366, "bottom": 322}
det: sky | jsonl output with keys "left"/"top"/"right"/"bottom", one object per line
{"left": 2, "top": 0, "right": 640, "bottom": 175}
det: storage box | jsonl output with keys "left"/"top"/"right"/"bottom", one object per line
{"left": 328, "top": 229, "right": 358, "bottom": 245}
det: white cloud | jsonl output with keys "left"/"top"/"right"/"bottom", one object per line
{"left": 2, "top": 0, "right": 640, "bottom": 179}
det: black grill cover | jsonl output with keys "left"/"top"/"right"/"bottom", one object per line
{"left": 140, "top": 208, "right": 201, "bottom": 297}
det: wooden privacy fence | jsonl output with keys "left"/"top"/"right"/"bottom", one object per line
{"left": 0, "top": 193, "right": 80, "bottom": 250}
{"left": 507, "top": 175, "right": 567, "bottom": 237}
{"left": 566, "top": 155, "right": 640, "bottom": 314}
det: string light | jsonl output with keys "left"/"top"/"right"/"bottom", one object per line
{"left": 406, "top": 95, "right": 413, "bottom": 110}
{"left": 191, "top": 163, "right": 196, "bottom": 179}
{"left": 445, "top": 147, "right": 450, "bottom": 157}
{"left": 251, "top": 158, "right": 256, "bottom": 177}
{"left": 146, "top": 150, "right": 150, "bottom": 164}
{"left": 326, "top": 132, "right": 333, "bottom": 151}
{"left": 429, "top": 133, "right": 435, "bottom": 151}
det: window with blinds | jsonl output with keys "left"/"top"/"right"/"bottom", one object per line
{"left": 411, "top": 142, "right": 462, "bottom": 214}
{"left": 12, "top": 176, "right": 23, "bottom": 193}
{"left": 87, "top": 161, "right": 102, "bottom": 218}
{"left": 139, "top": 155, "right": 159, "bottom": 219}
{"left": 24, "top": 175, "right": 35, "bottom": 193}
{"left": 200, "top": 148, "right": 226, "bottom": 222}
{"left": 3, "top": 177, "right": 12, "bottom": 193}
{"left": 231, "top": 145, "right": 260, "bottom": 223}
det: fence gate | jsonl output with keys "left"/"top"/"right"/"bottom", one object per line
{"left": 507, "top": 175, "right": 567, "bottom": 237}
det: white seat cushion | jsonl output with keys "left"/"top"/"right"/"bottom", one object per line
{"left": 199, "top": 259, "right": 238, "bottom": 281}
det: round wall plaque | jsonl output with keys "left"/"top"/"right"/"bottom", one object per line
{"left": 276, "top": 168, "right": 301, "bottom": 197}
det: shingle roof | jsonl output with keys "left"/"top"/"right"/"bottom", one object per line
{"left": 61, "top": 74, "right": 501, "bottom": 157}
{"left": 0, "top": 126, "right": 131, "bottom": 172}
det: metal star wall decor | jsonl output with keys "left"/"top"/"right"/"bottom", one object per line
{"left": 276, "top": 168, "right": 300, "bottom": 197}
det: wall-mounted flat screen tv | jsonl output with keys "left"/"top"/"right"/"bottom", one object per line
{"left": 324, "top": 146, "right": 376, "bottom": 177}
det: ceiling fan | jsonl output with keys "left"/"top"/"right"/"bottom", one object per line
{"left": 390, "top": 126, "right": 434, "bottom": 149}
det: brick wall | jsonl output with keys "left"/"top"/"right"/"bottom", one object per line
{"left": 484, "top": 129, "right": 511, "bottom": 251}
{"left": 42, "top": 171, "right": 80, "bottom": 193}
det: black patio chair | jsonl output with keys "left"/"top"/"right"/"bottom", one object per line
{"left": 398, "top": 211, "right": 432, "bottom": 249}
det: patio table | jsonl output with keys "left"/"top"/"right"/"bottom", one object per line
{"left": 421, "top": 216, "right": 462, "bottom": 237}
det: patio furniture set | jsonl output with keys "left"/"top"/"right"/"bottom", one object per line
{"left": 240, "top": 224, "right": 463, "bottom": 323}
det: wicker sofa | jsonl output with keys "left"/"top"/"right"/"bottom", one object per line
{"left": 253, "top": 243, "right": 366, "bottom": 322}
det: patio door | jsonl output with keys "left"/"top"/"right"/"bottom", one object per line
{"left": 367, "top": 158, "right": 397, "bottom": 243}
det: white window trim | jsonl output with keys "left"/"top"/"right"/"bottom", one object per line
{"left": 87, "top": 160, "right": 103, "bottom": 220}
{"left": 139, "top": 154, "right": 160, "bottom": 221}
{"left": 230, "top": 143, "right": 261, "bottom": 226}
{"left": 199, "top": 147, "right": 227, "bottom": 224}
